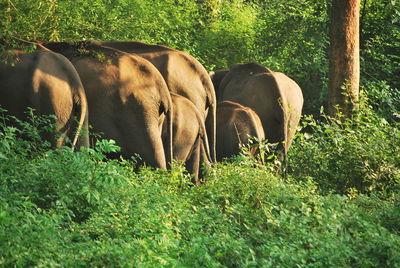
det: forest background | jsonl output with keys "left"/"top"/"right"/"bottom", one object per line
{"left": 1, "top": 0, "right": 399, "bottom": 116}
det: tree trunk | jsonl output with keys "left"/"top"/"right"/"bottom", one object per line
{"left": 328, "top": 0, "right": 360, "bottom": 117}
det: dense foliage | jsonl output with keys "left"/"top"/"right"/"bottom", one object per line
{"left": 287, "top": 106, "right": 400, "bottom": 198}
{"left": 1, "top": 0, "right": 399, "bottom": 266}
{"left": 1, "top": 112, "right": 400, "bottom": 267}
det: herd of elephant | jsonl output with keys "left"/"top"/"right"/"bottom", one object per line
{"left": 0, "top": 40, "right": 303, "bottom": 183}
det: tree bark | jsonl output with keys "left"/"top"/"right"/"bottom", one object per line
{"left": 328, "top": 0, "right": 360, "bottom": 117}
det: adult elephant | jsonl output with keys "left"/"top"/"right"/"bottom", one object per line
{"left": 164, "top": 93, "right": 211, "bottom": 184}
{"left": 216, "top": 100, "right": 265, "bottom": 162}
{"left": 0, "top": 49, "right": 89, "bottom": 150}
{"left": 98, "top": 40, "right": 217, "bottom": 162}
{"left": 218, "top": 63, "right": 303, "bottom": 158}
{"left": 43, "top": 41, "right": 173, "bottom": 169}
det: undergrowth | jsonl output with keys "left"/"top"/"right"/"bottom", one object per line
{"left": 1, "top": 111, "right": 399, "bottom": 267}
{"left": 287, "top": 106, "right": 400, "bottom": 199}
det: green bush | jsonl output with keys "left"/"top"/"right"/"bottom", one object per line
{"left": 359, "top": 0, "right": 400, "bottom": 122}
{"left": 1, "top": 112, "right": 400, "bottom": 266}
{"left": 287, "top": 106, "right": 400, "bottom": 198}
{"left": 0, "top": 108, "right": 56, "bottom": 157}
{"left": 254, "top": 0, "right": 330, "bottom": 114}
{"left": 362, "top": 80, "right": 400, "bottom": 122}
{"left": 195, "top": 0, "right": 260, "bottom": 69}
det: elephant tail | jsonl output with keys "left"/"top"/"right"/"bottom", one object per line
{"left": 46, "top": 51, "right": 90, "bottom": 151}
{"left": 199, "top": 110, "right": 212, "bottom": 163}
{"left": 165, "top": 97, "right": 174, "bottom": 169}
{"left": 274, "top": 72, "right": 304, "bottom": 161}
{"left": 268, "top": 72, "right": 288, "bottom": 161}
{"left": 245, "top": 107, "right": 266, "bottom": 160}
{"left": 71, "top": 79, "right": 90, "bottom": 151}
{"left": 205, "top": 100, "right": 216, "bottom": 162}
{"left": 203, "top": 69, "right": 217, "bottom": 163}
{"left": 198, "top": 105, "right": 212, "bottom": 184}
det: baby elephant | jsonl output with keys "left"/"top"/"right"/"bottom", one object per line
{"left": 163, "top": 93, "right": 211, "bottom": 184}
{"left": 217, "top": 100, "right": 265, "bottom": 161}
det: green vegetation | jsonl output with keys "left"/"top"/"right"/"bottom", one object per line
{"left": 287, "top": 106, "right": 400, "bottom": 198}
{"left": 1, "top": 0, "right": 399, "bottom": 266}
{"left": 1, "top": 111, "right": 400, "bottom": 267}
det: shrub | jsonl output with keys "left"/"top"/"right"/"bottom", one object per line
{"left": 287, "top": 107, "right": 400, "bottom": 198}
{"left": 195, "top": 0, "right": 260, "bottom": 69}
{"left": 362, "top": 80, "right": 400, "bottom": 122}
{"left": 1, "top": 128, "right": 400, "bottom": 266}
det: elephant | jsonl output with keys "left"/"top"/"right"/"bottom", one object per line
{"left": 96, "top": 41, "right": 217, "bottom": 162}
{"left": 42, "top": 41, "right": 173, "bottom": 169}
{"left": 216, "top": 100, "right": 265, "bottom": 161}
{"left": 164, "top": 93, "right": 211, "bottom": 184}
{"left": 218, "top": 62, "right": 303, "bottom": 159}
{"left": 0, "top": 49, "right": 89, "bottom": 150}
